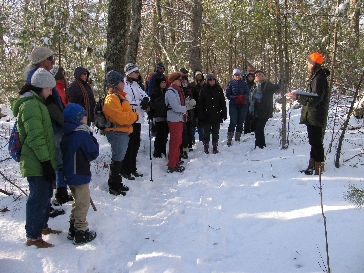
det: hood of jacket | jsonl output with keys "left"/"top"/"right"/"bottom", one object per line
{"left": 10, "top": 91, "right": 43, "bottom": 117}
{"left": 74, "top": 67, "right": 90, "bottom": 81}
{"left": 63, "top": 118, "right": 92, "bottom": 135}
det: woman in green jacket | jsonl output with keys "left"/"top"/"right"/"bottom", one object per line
{"left": 10, "top": 68, "right": 60, "bottom": 248}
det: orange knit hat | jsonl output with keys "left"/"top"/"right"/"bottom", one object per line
{"left": 307, "top": 52, "right": 324, "bottom": 66}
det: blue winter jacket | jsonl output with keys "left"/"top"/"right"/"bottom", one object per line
{"left": 60, "top": 119, "right": 99, "bottom": 185}
{"left": 225, "top": 79, "right": 250, "bottom": 105}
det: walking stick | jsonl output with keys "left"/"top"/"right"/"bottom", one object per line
{"left": 90, "top": 197, "right": 97, "bottom": 211}
{"left": 149, "top": 119, "right": 153, "bottom": 182}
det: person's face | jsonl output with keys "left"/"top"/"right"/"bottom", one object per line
{"left": 307, "top": 61, "right": 313, "bottom": 71}
{"left": 130, "top": 70, "right": 140, "bottom": 80}
{"left": 39, "top": 55, "right": 54, "bottom": 71}
{"left": 208, "top": 78, "right": 216, "bottom": 86}
{"left": 80, "top": 115, "right": 87, "bottom": 125}
{"left": 247, "top": 75, "right": 254, "bottom": 81}
{"left": 80, "top": 71, "right": 88, "bottom": 81}
{"left": 41, "top": 87, "right": 52, "bottom": 99}
{"left": 160, "top": 81, "right": 167, "bottom": 88}
{"left": 158, "top": 67, "right": 165, "bottom": 73}
{"left": 195, "top": 74, "right": 202, "bottom": 81}
{"left": 117, "top": 81, "right": 125, "bottom": 91}
{"left": 174, "top": 77, "right": 182, "bottom": 87}
{"left": 181, "top": 78, "right": 188, "bottom": 86}
{"left": 233, "top": 73, "right": 241, "bottom": 80}
{"left": 255, "top": 72, "right": 264, "bottom": 83}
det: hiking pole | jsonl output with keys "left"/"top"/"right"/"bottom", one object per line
{"left": 90, "top": 197, "right": 97, "bottom": 211}
{"left": 149, "top": 118, "right": 153, "bottom": 182}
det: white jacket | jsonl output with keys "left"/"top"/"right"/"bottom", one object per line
{"left": 123, "top": 79, "right": 149, "bottom": 124}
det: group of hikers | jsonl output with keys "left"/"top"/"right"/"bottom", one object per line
{"left": 9, "top": 45, "right": 329, "bottom": 248}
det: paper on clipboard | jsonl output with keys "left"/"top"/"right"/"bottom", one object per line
{"left": 290, "top": 90, "right": 318, "bottom": 97}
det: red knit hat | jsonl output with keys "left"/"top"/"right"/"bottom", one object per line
{"left": 169, "top": 72, "right": 183, "bottom": 83}
{"left": 307, "top": 52, "right": 324, "bottom": 66}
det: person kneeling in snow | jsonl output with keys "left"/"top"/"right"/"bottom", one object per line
{"left": 60, "top": 103, "right": 99, "bottom": 245}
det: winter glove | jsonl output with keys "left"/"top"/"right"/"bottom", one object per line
{"left": 40, "top": 160, "right": 56, "bottom": 183}
{"left": 189, "top": 99, "right": 196, "bottom": 107}
{"left": 140, "top": 97, "right": 149, "bottom": 111}
{"left": 235, "top": 95, "right": 246, "bottom": 105}
{"left": 186, "top": 99, "right": 196, "bottom": 110}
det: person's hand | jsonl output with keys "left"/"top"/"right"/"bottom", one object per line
{"left": 140, "top": 97, "right": 149, "bottom": 111}
{"left": 235, "top": 95, "right": 246, "bottom": 104}
{"left": 286, "top": 92, "right": 296, "bottom": 100}
{"left": 40, "top": 160, "right": 56, "bottom": 183}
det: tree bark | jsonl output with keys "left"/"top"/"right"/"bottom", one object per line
{"left": 106, "top": 0, "right": 131, "bottom": 74}
{"left": 126, "top": 0, "right": 142, "bottom": 63}
{"left": 189, "top": 0, "right": 202, "bottom": 72}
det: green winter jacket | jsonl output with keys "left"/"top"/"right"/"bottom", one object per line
{"left": 297, "top": 68, "right": 329, "bottom": 128}
{"left": 9, "top": 91, "right": 57, "bottom": 177}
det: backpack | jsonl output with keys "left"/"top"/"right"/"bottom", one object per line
{"left": 8, "top": 121, "right": 22, "bottom": 162}
{"left": 152, "top": 94, "right": 168, "bottom": 118}
{"left": 94, "top": 92, "right": 123, "bottom": 130}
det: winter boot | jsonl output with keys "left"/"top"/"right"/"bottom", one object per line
{"left": 26, "top": 238, "right": 54, "bottom": 248}
{"left": 212, "top": 142, "right": 219, "bottom": 154}
{"left": 108, "top": 161, "right": 127, "bottom": 196}
{"left": 227, "top": 132, "right": 234, "bottom": 147}
{"left": 235, "top": 132, "right": 241, "bottom": 142}
{"left": 302, "top": 158, "right": 315, "bottom": 175}
{"left": 73, "top": 228, "right": 97, "bottom": 245}
{"left": 314, "top": 162, "right": 325, "bottom": 175}
{"left": 204, "top": 142, "right": 209, "bottom": 154}
{"left": 54, "top": 187, "right": 73, "bottom": 205}
{"left": 67, "top": 220, "right": 75, "bottom": 240}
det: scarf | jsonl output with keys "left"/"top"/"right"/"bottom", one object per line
{"left": 171, "top": 84, "right": 187, "bottom": 121}
{"left": 249, "top": 82, "right": 264, "bottom": 116}
{"left": 76, "top": 80, "right": 91, "bottom": 124}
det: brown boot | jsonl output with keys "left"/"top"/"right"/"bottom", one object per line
{"left": 303, "top": 158, "right": 315, "bottom": 175}
{"left": 42, "top": 227, "right": 62, "bottom": 235}
{"left": 26, "top": 238, "right": 54, "bottom": 248}
{"left": 314, "top": 162, "right": 325, "bottom": 175}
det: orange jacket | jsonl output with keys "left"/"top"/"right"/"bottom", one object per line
{"left": 103, "top": 88, "right": 138, "bottom": 134}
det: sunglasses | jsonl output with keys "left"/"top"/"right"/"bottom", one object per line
{"left": 82, "top": 72, "right": 88, "bottom": 75}
{"left": 159, "top": 67, "right": 165, "bottom": 71}
{"left": 133, "top": 71, "right": 140, "bottom": 74}
{"left": 208, "top": 78, "right": 215, "bottom": 81}
{"left": 234, "top": 74, "right": 241, "bottom": 76}
{"left": 47, "top": 56, "right": 54, "bottom": 61}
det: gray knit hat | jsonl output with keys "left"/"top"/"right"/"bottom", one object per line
{"left": 106, "top": 70, "right": 124, "bottom": 87}
{"left": 31, "top": 68, "right": 56, "bottom": 88}
{"left": 30, "top": 47, "right": 54, "bottom": 65}
{"left": 124, "top": 63, "right": 139, "bottom": 76}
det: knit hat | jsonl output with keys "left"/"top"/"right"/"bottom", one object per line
{"left": 180, "top": 68, "right": 189, "bottom": 75}
{"left": 64, "top": 103, "right": 87, "bottom": 123}
{"left": 51, "top": 65, "right": 65, "bottom": 81}
{"left": 31, "top": 68, "right": 56, "bottom": 88}
{"left": 169, "top": 72, "right": 183, "bottom": 83}
{"left": 156, "top": 61, "right": 165, "bottom": 69}
{"left": 233, "top": 68, "right": 241, "bottom": 75}
{"left": 155, "top": 77, "right": 167, "bottom": 87}
{"left": 206, "top": 74, "right": 215, "bottom": 81}
{"left": 254, "top": 70, "right": 265, "bottom": 76}
{"left": 124, "top": 63, "right": 139, "bottom": 76}
{"left": 307, "top": 52, "right": 324, "bottom": 66}
{"left": 106, "top": 70, "right": 124, "bottom": 87}
{"left": 194, "top": 70, "right": 202, "bottom": 77}
{"left": 29, "top": 47, "right": 54, "bottom": 65}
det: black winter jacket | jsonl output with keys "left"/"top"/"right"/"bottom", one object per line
{"left": 250, "top": 81, "right": 280, "bottom": 119}
{"left": 198, "top": 84, "right": 227, "bottom": 124}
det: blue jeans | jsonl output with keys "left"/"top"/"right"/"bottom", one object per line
{"left": 26, "top": 176, "right": 53, "bottom": 239}
{"left": 228, "top": 104, "right": 248, "bottom": 133}
{"left": 105, "top": 131, "right": 129, "bottom": 161}
{"left": 54, "top": 131, "right": 67, "bottom": 189}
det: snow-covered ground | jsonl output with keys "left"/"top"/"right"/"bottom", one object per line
{"left": 0, "top": 101, "right": 363, "bottom": 273}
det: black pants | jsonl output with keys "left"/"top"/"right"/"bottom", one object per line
{"left": 254, "top": 118, "right": 268, "bottom": 148}
{"left": 154, "top": 121, "right": 168, "bottom": 157}
{"left": 203, "top": 121, "right": 220, "bottom": 143}
{"left": 121, "top": 123, "right": 141, "bottom": 175}
{"left": 307, "top": 125, "right": 325, "bottom": 162}
{"left": 244, "top": 113, "right": 255, "bottom": 134}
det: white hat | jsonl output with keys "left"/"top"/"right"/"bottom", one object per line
{"left": 124, "top": 63, "right": 139, "bottom": 76}
{"left": 31, "top": 68, "right": 56, "bottom": 88}
{"left": 29, "top": 47, "right": 54, "bottom": 65}
{"left": 233, "top": 68, "right": 241, "bottom": 75}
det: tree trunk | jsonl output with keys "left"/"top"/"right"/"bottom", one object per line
{"left": 126, "top": 0, "right": 142, "bottom": 63}
{"left": 189, "top": 0, "right": 202, "bottom": 72}
{"left": 349, "top": 0, "right": 360, "bottom": 48}
{"left": 106, "top": 0, "right": 131, "bottom": 74}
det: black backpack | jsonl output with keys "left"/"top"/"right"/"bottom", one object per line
{"left": 94, "top": 93, "right": 123, "bottom": 130}
{"left": 152, "top": 94, "right": 168, "bottom": 118}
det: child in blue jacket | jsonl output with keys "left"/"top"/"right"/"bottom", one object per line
{"left": 60, "top": 103, "right": 99, "bottom": 245}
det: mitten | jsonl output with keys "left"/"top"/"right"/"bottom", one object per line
{"left": 189, "top": 99, "right": 196, "bottom": 107}
{"left": 140, "top": 97, "right": 149, "bottom": 111}
{"left": 235, "top": 95, "right": 245, "bottom": 104}
{"left": 40, "top": 160, "right": 56, "bottom": 183}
